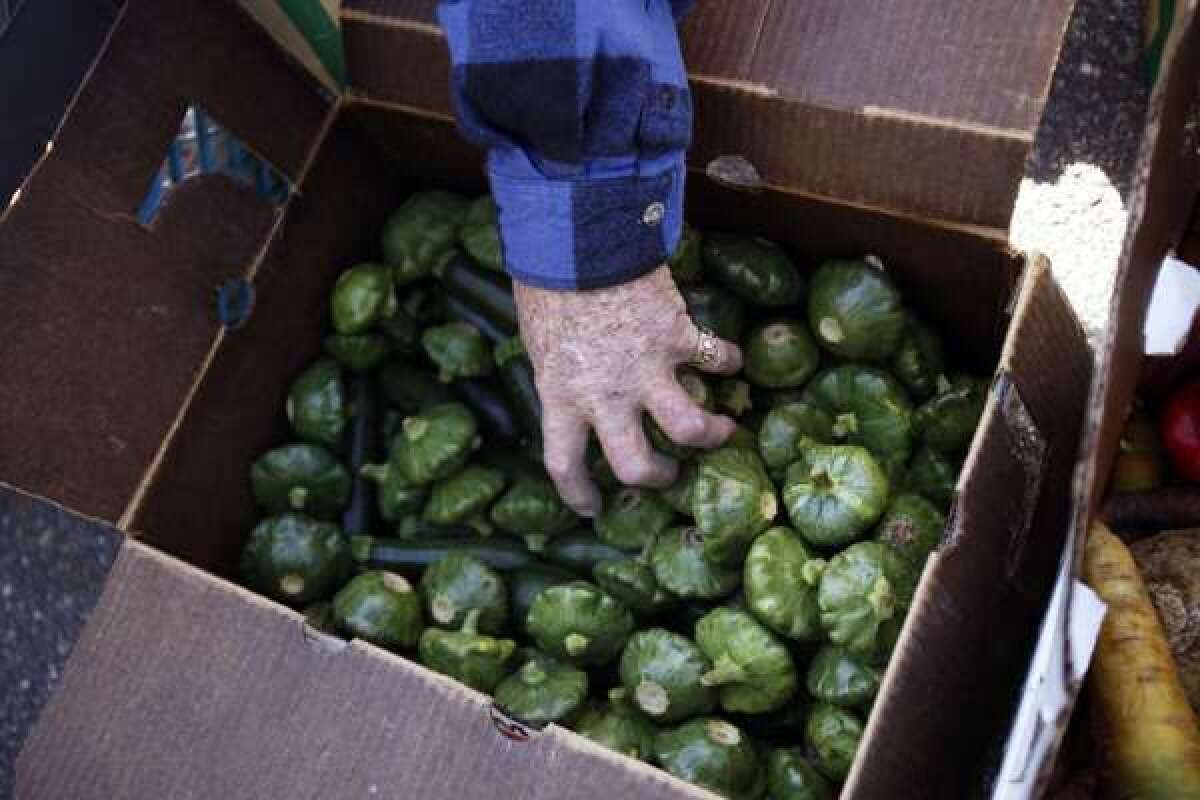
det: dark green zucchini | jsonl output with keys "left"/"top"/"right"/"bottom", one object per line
{"left": 394, "top": 517, "right": 481, "bottom": 540}
{"left": 441, "top": 293, "right": 516, "bottom": 344}
{"left": 435, "top": 253, "right": 517, "bottom": 332}
{"left": 453, "top": 377, "right": 520, "bottom": 444}
{"left": 495, "top": 336, "right": 543, "bottom": 444}
{"left": 378, "top": 360, "right": 455, "bottom": 416}
{"left": 342, "top": 374, "right": 379, "bottom": 538}
{"left": 542, "top": 532, "right": 628, "bottom": 575}
{"left": 350, "top": 535, "right": 533, "bottom": 573}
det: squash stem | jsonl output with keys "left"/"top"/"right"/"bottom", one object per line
{"left": 833, "top": 413, "right": 858, "bottom": 438}
{"left": 288, "top": 486, "right": 309, "bottom": 511}
{"left": 349, "top": 535, "right": 374, "bottom": 563}
{"left": 701, "top": 655, "right": 748, "bottom": 687}
{"left": 801, "top": 558, "right": 827, "bottom": 587}
{"left": 867, "top": 577, "right": 896, "bottom": 620}
{"left": 460, "top": 608, "right": 482, "bottom": 636}
{"left": 564, "top": 633, "right": 590, "bottom": 657}
{"left": 359, "top": 463, "right": 390, "bottom": 484}
{"left": 403, "top": 417, "right": 430, "bottom": 440}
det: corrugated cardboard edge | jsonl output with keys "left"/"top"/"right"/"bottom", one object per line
{"left": 337, "top": 1, "right": 1075, "bottom": 231}
{"left": 1022, "top": 0, "right": 1200, "bottom": 791}
{"left": 15, "top": 537, "right": 725, "bottom": 800}
{"left": 845, "top": 254, "right": 1092, "bottom": 799}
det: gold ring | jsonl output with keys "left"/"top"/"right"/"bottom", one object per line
{"left": 693, "top": 327, "right": 720, "bottom": 368}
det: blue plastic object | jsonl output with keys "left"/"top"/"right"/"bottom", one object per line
{"left": 137, "top": 106, "right": 290, "bottom": 225}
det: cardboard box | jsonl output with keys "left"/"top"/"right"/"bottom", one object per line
{"left": 991, "top": 6, "right": 1200, "bottom": 797}
{"left": 4, "top": 1, "right": 1092, "bottom": 797}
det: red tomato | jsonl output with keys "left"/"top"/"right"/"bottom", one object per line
{"left": 1160, "top": 380, "right": 1200, "bottom": 481}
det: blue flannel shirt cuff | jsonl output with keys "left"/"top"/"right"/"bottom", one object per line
{"left": 489, "top": 157, "right": 686, "bottom": 291}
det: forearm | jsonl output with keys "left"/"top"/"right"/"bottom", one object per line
{"left": 437, "top": 0, "right": 693, "bottom": 290}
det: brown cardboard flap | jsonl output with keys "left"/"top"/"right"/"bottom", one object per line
{"left": 340, "top": 0, "right": 1075, "bottom": 229}
{"left": 17, "top": 539, "right": 715, "bottom": 800}
{"left": 1073, "top": 5, "right": 1200, "bottom": 532}
{"left": 846, "top": 257, "right": 1091, "bottom": 799}
{"left": 127, "top": 116, "right": 407, "bottom": 576}
{"left": 0, "top": 0, "right": 333, "bottom": 521}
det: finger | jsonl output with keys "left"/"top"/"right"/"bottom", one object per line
{"left": 541, "top": 407, "right": 602, "bottom": 517}
{"left": 593, "top": 411, "right": 678, "bottom": 489}
{"left": 644, "top": 376, "right": 737, "bottom": 450}
{"left": 673, "top": 318, "right": 743, "bottom": 376}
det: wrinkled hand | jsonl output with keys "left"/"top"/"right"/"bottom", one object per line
{"left": 516, "top": 265, "right": 743, "bottom": 516}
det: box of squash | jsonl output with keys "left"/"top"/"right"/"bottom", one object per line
{"left": 6, "top": 1, "right": 1089, "bottom": 798}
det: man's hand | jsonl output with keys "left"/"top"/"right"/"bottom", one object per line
{"left": 516, "top": 266, "right": 743, "bottom": 516}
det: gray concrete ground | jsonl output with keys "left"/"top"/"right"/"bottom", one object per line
{"left": 0, "top": 0, "right": 1153, "bottom": 796}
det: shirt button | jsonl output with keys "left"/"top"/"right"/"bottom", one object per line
{"left": 660, "top": 87, "right": 674, "bottom": 108}
{"left": 643, "top": 202, "right": 665, "bottom": 226}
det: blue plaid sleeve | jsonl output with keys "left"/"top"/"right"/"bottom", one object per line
{"left": 437, "top": 0, "right": 693, "bottom": 290}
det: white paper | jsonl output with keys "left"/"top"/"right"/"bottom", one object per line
{"left": 991, "top": 574, "right": 1106, "bottom": 800}
{"left": 1144, "top": 255, "right": 1200, "bottom": 356}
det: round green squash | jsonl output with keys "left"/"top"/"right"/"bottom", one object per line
{"left": 380, "top": 190, "right": 470, "bottom": 286}
{"left": 668, "top": 223, "right": 705, "bottom": 285}
{"left": 654, "top": 717, "right": 766, "bottom": 800}
{"left": 717, "top": 377, "right": 754, "bottom": 418}
{"left": 490, "top": 475, "right": 579, "bottom": 548}
{"left": 808, "top": 258, "right": 906, "bottom": 361}
{"left": 874, "top": 493, "right": 945, "bottom": 565}
{"left": 330, "top": 262, "right": 397, "bottom": 335}
{"left": 388, "top": 402, "right": 479, "bottom": 485}
{"left": 595, "top": 487, "right": 676, "bottom": 552}
{"left": 573, "top": 688, "right": 659, "bottom": 761}
{"left": 250, "top": 443, "right": 350, "bottom": 520}
{"left": 914, "top": 375, "right": 988, "bottom": 453}
{"left": 818, "top": 541, "right": 917, "bottom": 663}
{"left": 903, "top": 446, "right": 959, "bottom": 510}
{"left": 459, "top": 195, "right": 504, "bottom": 272}
{"left": 695, "top": 607, "right": 798, "bottom": 714}
{"left": 360, "top": 462, "right": 428, "bottom": 522}
{"left": 507, "top": 563, "right": 576, "bottom": 635}
{"left": 593, "top": 546, "right": 675, "bottom": 616}
{"left": 805, "top": 645, "right": 882, "bottom": 709}
{"left": 421, "top": 321, "right": 494, "bottom": 383}
{"left": 682, "top": 284, "right": 747, "bottom": 343}
{"left": 661, "top": 459, "right": 700, "bottom": 516}
{"left": 744, "top": 320, "right": 820, "bottom": 389}
{"left": 286, "top": 358, "right": 350, "bottom": 450}
{"left": 889, "top": 315, "right": 947, "bottom": 402}
{"left": 766, "top": 748, "right": 834, "bottom": 800}
{"left": 493, "top": 649, "right": 589, "bottom": 727}
{"left": 240, "top": 513, "right": 350, "bottom": 606}
{"left": 743, "top": 527, "right": 826, "bottom": 641}
{"left": 333, "top": 570, "right": 424, "bottom": 650}
{"left": 757, "top": 402, "right": 835, "bottom": 477}
{"left": 692, "top": 447, "right": 778, "bottom": 566}
{"left": 423, "top": 464, "right": 506, "bottom": 525}
{"left": 805, "top": 703, "right": 864, "bottom": 782}
{"left": 323, "top": 333, "right": 391, "bottom": 373}
{"left": 526, "top": 581, "right": 634, "bottom": 666}
{"left": 417, "top": 608, "right": 516, "bottom": 693}
{"left": 782, "top": 444, "right": 890, "bottom": 548}
{"left": 702, "top": 233, "right": 804, "bottom": 307}
{"left": 619, "top": 628, "right": 716, "bottom": 724}
{"left": 651, "top": 525, "right": 741, "bottom": 600}
{"left": 801, "top": 364, "right": 915, "bottom": 468}
{"left": 418, "top": 551, "right": 509, "bottom": 633}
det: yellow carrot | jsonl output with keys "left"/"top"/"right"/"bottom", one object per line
{"left": 1084, "top": 521, "right": 1200, "bottom": 799}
